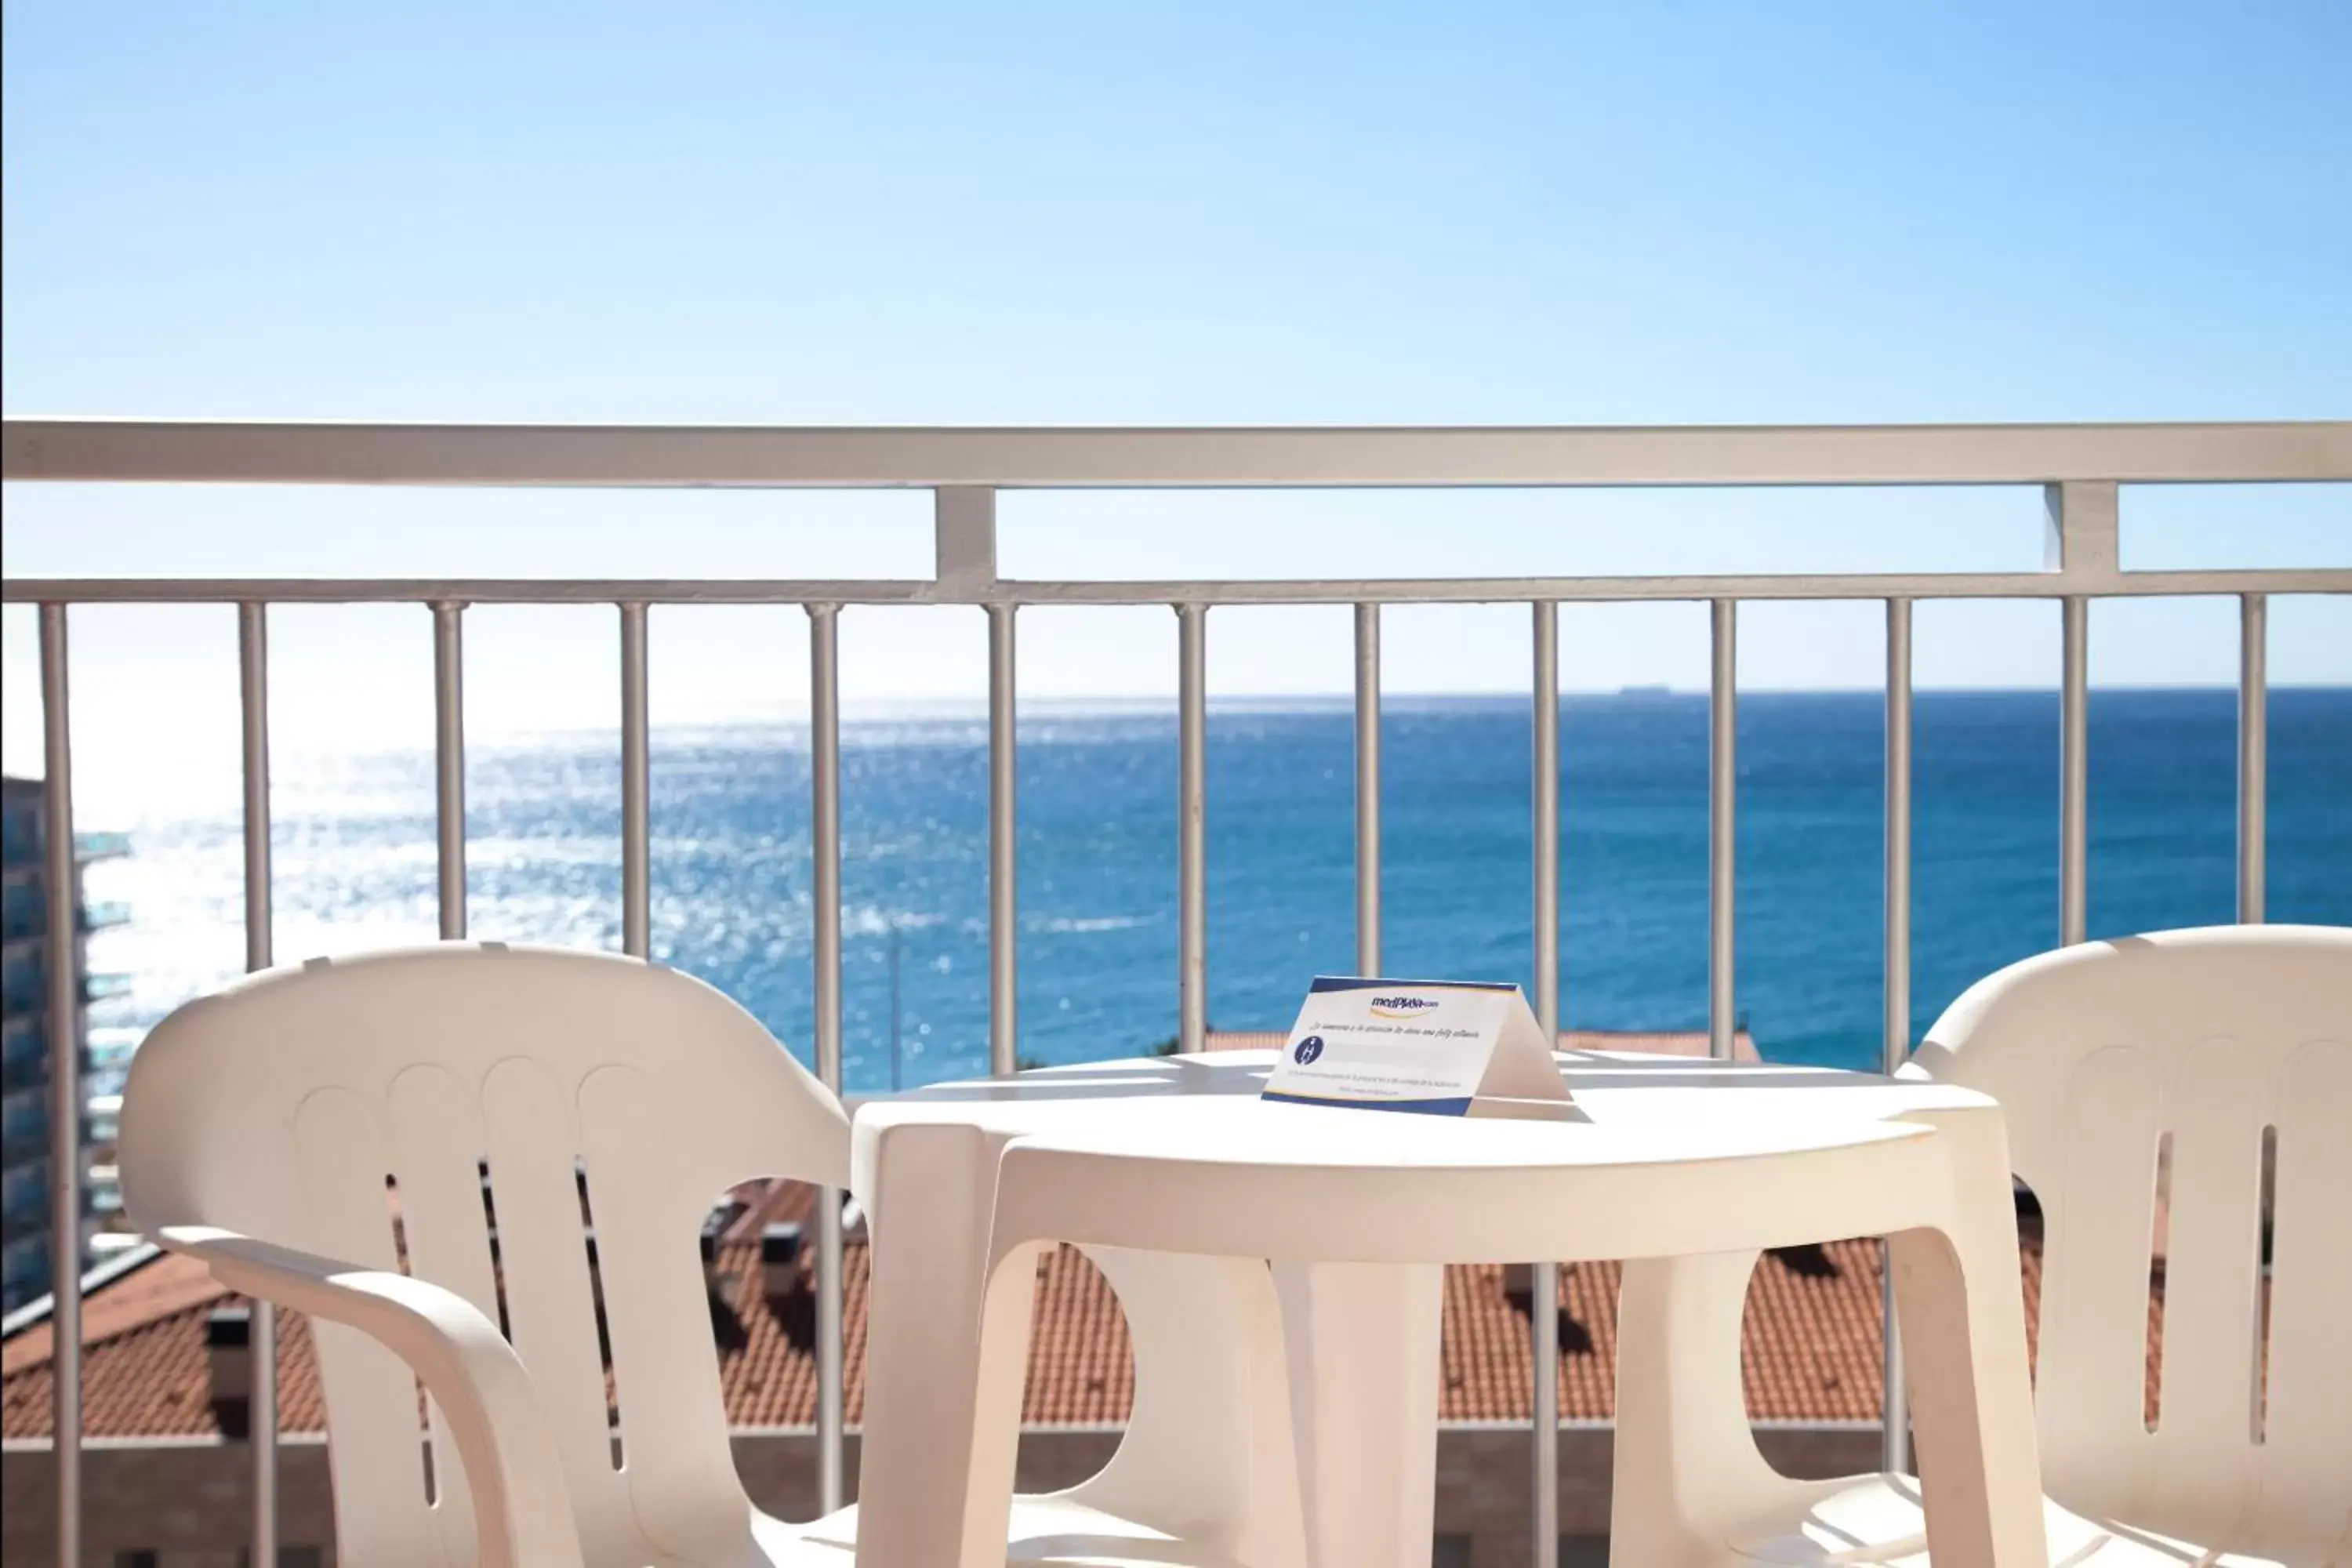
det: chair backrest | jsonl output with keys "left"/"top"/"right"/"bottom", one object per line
{"left": 120, "top": 943, "right": 849, "bottom": 1568}
{"left": 1913, "top": 925, "right": 2350, "bottom": 1559}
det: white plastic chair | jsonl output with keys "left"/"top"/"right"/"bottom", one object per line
{"left": 122, "top": 944, "right": 847, "bottom": 1567}
{"left": 1610, "top": 924, "right": 2352, "bottom": 1566}
{"left": 121, "top": 942, "right": 1309, "bottom": 1568}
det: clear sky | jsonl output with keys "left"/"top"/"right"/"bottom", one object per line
{"left": 3, "top": 2, "right": 2347, "bottom": 803}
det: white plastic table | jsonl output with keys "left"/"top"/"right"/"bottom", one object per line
{"left": 848, "top": 1051, "right": 2045, "bottom": 1568}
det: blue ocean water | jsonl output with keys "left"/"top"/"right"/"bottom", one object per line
{"left": 89, "top": 689, "right": 2350, "bottom": 1094}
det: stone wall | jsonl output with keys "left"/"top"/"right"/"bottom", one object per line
{"left": 2, "top": 1423, "right": 1882, "bottom": 1566}
{"left": 2, "top": 1439, "right": 342, "bottom": 1568}
{"left": 1432, "top": 1424, "right": 1883, "bottom": 1567}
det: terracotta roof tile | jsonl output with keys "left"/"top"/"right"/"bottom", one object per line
{"left": 3, "top": 1258, "right": 326, "bottom": 1439}
{"left": 1, "top": 1249, "right": 230, "bottom": 1379}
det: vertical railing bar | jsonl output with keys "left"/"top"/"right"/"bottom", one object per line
{"left": 807, "top": 604, "right": 847, "bottom": 1514}
{"left": 619, "top": 603, "right": 652, "bottom": 960}
{"left": 1177, "top": 603, "right": 1208, "bottom": 1054}
{"left": 39, "top": 604, "right": 81, "bottom": 1568}
{"left": 2238, "top": 593, "right": 2267, "bottom": 924}
{"left": 1529, "top": 601, "right": 1560, "bottom": 1568}
{"left": 1530, "top": 602, "right": 1562, "bottom": 1044}
{"left": 1881, "top": 597, "right": 1913, "bottom": 1476}
{"left": 239, "top": 607, "right": 276, "bottom": 971}
{"left": 989, "top": 603, "right": 1019, "bottom": 1076}
{"left": 238, "top": 602, "right": 279, "bottom": 1568}
{"left": 432, "top": 602, "right": 468, "bottom": 939}
{"left": 1708, "top": 599, "right": 1737, "bottom": 1060}
{"left": 2060, "top": 596, "right": 2089, "bottom": 946}
{"left": 1354, "top": 603, "right": 1381, "bottom": 974}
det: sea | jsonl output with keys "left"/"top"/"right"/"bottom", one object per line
{"left": 81, "top": 688, "right": 2350, "bottom": 1098}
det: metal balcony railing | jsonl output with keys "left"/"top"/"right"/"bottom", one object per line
{"left": 5, "top": 416, "right": 2350, "bottom": 1568}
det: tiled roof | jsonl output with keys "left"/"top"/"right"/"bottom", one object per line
{"left": 2, "top": 1247, "right": 227, "bottom": 1381}
{"left": 2, "top": 1034, "right": 2118, "bottom": 1441}
{"left": 4, "top": 1181, "right": 2089, "bottom": 1439}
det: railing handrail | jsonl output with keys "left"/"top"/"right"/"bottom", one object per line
{"left": 7, "top": 567, "right": 2349, "bottom": 603}
{"left": 6, "top": 416, "right": 2351, "bottom": 487}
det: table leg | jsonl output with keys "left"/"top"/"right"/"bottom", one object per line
{"left": 1074, "top": 1248, "right": 1310, "bottom": 1565}
{"left": 853, "top": 1123, "right": 1039, "bottom": 1568}
{"left": 1890, "top": 1111, "right": 2048, "bottom": 1567}
{"left": 1272, "top": 1260, "right": 1445, "bottom": 1568}
{"left": 1611, "top": 1250, "right": 1786, "bottom": 1566}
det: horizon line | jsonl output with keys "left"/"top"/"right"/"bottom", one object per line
{"left": 441, "top": 681, "right": 2343, "bottom": 742}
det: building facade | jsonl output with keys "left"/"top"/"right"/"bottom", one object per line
{"left": 1, "top": 777, "right": 127, "bottom": 1315}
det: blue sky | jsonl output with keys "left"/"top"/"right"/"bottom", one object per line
{"left": 2, "top": 2, "right": 2347, "bottom": 799}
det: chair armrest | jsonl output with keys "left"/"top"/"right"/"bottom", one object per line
{"left": 161, "top": 1225, "right": 585, "bottom": 1568}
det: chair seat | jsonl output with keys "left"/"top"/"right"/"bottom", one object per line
{"left": 768, "top": 1497, "right": 1262, "bottom": 1567}
{"left": 1733, "top": 1472, "right": 2308, "bottom": 1567}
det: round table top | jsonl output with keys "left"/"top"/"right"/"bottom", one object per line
{"left": 852, "top": 1048, "right": 1994, "bottom": 1174}
{"left": 853, "top": 1052, "right": 1994, "bottom": 1265}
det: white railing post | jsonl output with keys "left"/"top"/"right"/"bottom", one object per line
{"left": 238, "top": 604, "right": 275, "bottom": 964}
{"left": 935, "top": 487, "right": 997, "bottom": 597}
{"left": 1532, "top": 603, "right": 1561, "bottom": 1034}
{"left": 989, "top": 602, "right": 1018, "bottom": 1076}
{"left": 808, "top": 603, "right": 848, "bottom": 1512}
{"left": 2238, "top": 593, "right": 2267, "bottom": 924}
{"left": 1355, "top": 604, "right": 1381, "bottom": 975}
{"left": 619, "top": 604, "right": 652, "bottom": 960}
{"left": 935, "top": 484, "right": 1022, "bottom": 1076}
{"left": 433, "top": 602, "right": 468, "bottom": 939}
{"left": 238, "top": 602, "right": 278, "bottom": 1567}
{"left": 2060, "top": 594, "right": 2090, "bottom": 946}
{"left": 2044, "top": 481, "right": 2114, "bottom": 947}
{"left": 1709, "top": 600, "right": 1738, "bottom": 1059}
{"left": 1178, "top": 603, "right": 1209, "bottom": 1054}
{"left": 39, "top": 604, "right": 82, "bottom": 1568}
{"left": 1530, "top": 601, "right": 1561, "bottom": 1568}
{"left": 1882, "top": 597, "right": 1914, "bottom": 1475}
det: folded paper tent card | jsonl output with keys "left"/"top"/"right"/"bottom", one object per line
{"left": 1261, "top": 976, "right": 1570, "bottom": 1116}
